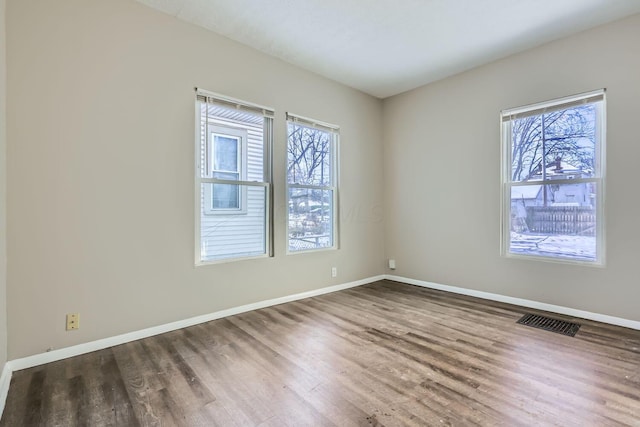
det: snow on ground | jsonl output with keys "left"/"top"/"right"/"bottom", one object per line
{"left": 510, "top": 232, "right": 596, "bottom": 261}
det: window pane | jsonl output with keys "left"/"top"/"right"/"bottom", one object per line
{"left": 510, "top": 105, "right": 597, "bottom": 182}
{"left": 214, "top": 135, "right": 239, "bottom": 172}
{"left": 210, "top": 172, "right": 240, "bottom": 210}
{"left": 201, "top": 184, "right": 266, "bottom": 261}
{"left": 211, "top": 183, "right": 239, "bottom": 209}
{"left": 287, "top": 123, "right": 332, "bottom": 186}
{"left": 288, "top": 188, "right": 333, "bottom": 251}
{"left": 509, "top": 183, "right": 597, "bottom": 261}
{"left": 197, "top": 95, "right": 272, "bottom": 264}
{"left": 212, "top": 171, "right": 239, "bottom": 181}
{"left": 199, "top": 103, "right": 264, "bottom": 181}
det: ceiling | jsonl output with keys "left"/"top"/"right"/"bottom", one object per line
{"left": 136, "top": 0, "right": 640, "bottom": 98}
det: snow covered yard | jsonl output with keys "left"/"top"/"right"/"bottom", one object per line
{"left": 510, "top": 232, "right": 596, "bottom": 261}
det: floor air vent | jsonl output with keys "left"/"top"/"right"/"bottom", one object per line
{"left": 517, "top": 313, "right": 580, "bottom": 337}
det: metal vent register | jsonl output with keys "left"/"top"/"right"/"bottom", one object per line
{"left": 517, "top": 313, "right": 580, "bottom": 337}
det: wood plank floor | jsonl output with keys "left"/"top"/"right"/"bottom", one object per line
{"left": 2, "top": 280, "right": 640, "bottom": 426}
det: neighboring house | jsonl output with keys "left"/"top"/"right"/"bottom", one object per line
{"left": 511, "top": 158, "right": 593, "bottom": 211}
{"left": 511, "top": 185, "right": 543, "bottom": 209}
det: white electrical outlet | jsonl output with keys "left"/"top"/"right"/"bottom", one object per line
{"left": 388, "top": 259, "right": 396, "bottom": 270}
{"left": 331, "top": 267, "right": 337, "bottom": 277}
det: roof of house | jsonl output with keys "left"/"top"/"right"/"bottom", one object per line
{"left": 511, "top": 185, "right": 542, "bottom": 200}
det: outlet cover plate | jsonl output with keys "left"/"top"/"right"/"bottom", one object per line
{"left": 66, "top": 313, "right": 79, "bottom": 330}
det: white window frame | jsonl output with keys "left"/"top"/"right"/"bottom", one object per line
{"left": 203, "top": 125, "right": 248, "bottom": 215}
{"left": 500, "top": 89, "right": 606, "bottom": 266}
{"left": 286, "top": 113, "right": 339, "bottom": 254}
{"left": 195, "top": 89, "right": 274, "bottom": 265}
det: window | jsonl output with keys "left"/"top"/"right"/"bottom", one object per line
{"left": 501, "top": 90, "right": 605, "bottom": 264}
{"left": 196, "top": 90, "right": 273, "bottom": 264}
{"left": 286, "top": 113, "right": 339, "bottom": 252}
{"left": 204, "top": 126, "right": 247, "bottom": 213}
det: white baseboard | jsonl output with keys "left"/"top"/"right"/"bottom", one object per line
{"left": 0, "top": 363, "right": 11, "bottom": 417}
{"left": 6, "top": 272, "right": 635, "bottom": 418}
{"left": 385, "top": 274, "right": 640, "bottom": 331}
{"left": 8, "top": 275, "right": 385, "bottom": 372}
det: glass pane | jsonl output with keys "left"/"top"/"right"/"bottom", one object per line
{"left": 199, "top": 102, "right": 266, "bottom": 181}
{"left": 509, "top": 183, "right": 597, "bottom": 261}
{"left": 510, "top": 104, "right": 597, "bottom": 183}
{"left": 214, "top": 135, "right": 239, "bottom": 172}
{"left": 200, "top": 184, "right": 266, "bottom": 262}
{"left": 211, "top": 172, "right": 240, "bottom": 209}
{"left": 212, "top": 183, "right": 239, "bottom": 209}
{"left": 213, "top": 171, "right": 238, "bottom": 181}
{"left": 287, "top": 123, "right": 332, "bottom": 186}
{"left": 288, "top": 188, "right": 333, "bottom": 251}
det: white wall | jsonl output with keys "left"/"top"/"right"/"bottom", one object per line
{"left": 0, "top": 0, "right": 7, "bottom": 369}
{"left": 383, "top": 14, "right": 640, "bottom": 321}
{"left": 6, "top": 0, "right": 385, "bottom": 359}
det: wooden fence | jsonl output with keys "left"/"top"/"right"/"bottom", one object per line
{"left": 525, "top": 206, "right": 596, "bottom": 236}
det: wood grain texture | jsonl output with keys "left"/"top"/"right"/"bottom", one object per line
{"left": 2, "top": 280, "right": 639, "bottom": 426}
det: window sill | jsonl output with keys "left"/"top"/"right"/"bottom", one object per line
{"left": 503, "top": 251, "right": 605, "bottom": 268}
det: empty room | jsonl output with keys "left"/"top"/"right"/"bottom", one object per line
{"left": 1, "top": 0, "right": 639, "bottom": 425}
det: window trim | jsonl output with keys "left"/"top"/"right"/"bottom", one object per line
{"left": 194, "top": 88, "right": 274, "bottom": 266}
{"left": 285, "top": 113, "right": 340, "bottom": 254}
{"left": 500, "top": 89, "right": 606, "bottom": 266}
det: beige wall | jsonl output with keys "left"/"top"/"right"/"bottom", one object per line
{"left": 6, "top": 0, "right": 639, "bottom": 361}
{"left": 383, "top": 14, "right": 640, "bottom": 321}
{"left": 0, "top": 0, "right": 7, "bottom": 368}
{"left": 6, "top": 0, "right": 385, "bottom": 359}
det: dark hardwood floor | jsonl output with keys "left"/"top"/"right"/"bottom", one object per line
{"left": 2, "top": 280, "right": 640, "bottom": 426}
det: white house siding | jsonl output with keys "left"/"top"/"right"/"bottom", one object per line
{"left": 511, "top": 183, "right": 592, "bottom": 209}
{"left": 511, "top": 185, "right": 542, "bottom": 208}
{"left": 551, "top": 182, "right": 591, "bottom": 207}
{"left": 199, "top": 104, "right": 267, "bottom": 262}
